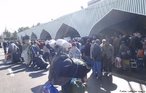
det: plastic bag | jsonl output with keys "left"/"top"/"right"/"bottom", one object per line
{"left": 42, "top": 82, "right": 59, "bottom": 93}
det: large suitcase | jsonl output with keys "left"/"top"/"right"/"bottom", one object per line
{"left": 130, "top": 59, "right": 137, "bottom": 69}
{"left": 122, "top": 59, "right": 130, "bottom": 70}
{"left": 137, "top": 57, "right": 144, "bottom": 72}
{"left": 12, "top": 51, "right": 21, "bottom": 63}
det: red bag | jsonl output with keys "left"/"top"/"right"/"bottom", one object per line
{"left": 137, "top": 49, "right": 144, "bottom": 58}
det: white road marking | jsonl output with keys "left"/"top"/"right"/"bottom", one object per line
{"left": 7, "top": 68, "right": 15, "bottom": 77}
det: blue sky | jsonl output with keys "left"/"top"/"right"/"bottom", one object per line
{"left": 0, "top": 0, "right": 89, "bottom": 34}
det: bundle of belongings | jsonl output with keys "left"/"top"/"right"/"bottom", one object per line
{"left": 48, "top": 53, "right": 90, "bottom": 85}
{"left": 48, "top": 39, "right": 90, "bottom": 86}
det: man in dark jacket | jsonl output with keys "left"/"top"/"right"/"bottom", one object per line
{"left": 3, "top": 41, "right": 8, "bottom": 54}
{"left": 90, "top": 39, "right": 102, "bottom": 78}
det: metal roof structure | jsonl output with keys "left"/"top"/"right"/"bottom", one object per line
{"left": 18, "top": 0, "right": 146, "bottom": 40}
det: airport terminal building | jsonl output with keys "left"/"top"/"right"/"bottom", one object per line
{"left": 18, "top": 0, "right": 146, "bottom": 40}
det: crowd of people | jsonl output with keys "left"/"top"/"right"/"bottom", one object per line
{"left": 1, "top": 32, "right": 146, "bottom": 92}
{"left": 2, "top": 32, "right": 146, "bottom": 73}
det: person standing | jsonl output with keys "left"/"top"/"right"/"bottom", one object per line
{"left": 69, "top": 42, "right": 81, "bottom": 59}
{"left": 2, "top": 41, "right": 8, "bottom": 55}
{"left": 100, "top": 39, "right": 114, "bottom": 74}
{"left": 81, "top": 39, "right": 92, "bottom": 67}
{"left": 90, "top": 39, "right": 102, "bottom": 78}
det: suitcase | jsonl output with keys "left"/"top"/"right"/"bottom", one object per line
{"left": 12, "top": 51, "right": 21, "bottom": 63}
{"left": 136, "top": 57, "right": 144, "bottom": 72}
{"left": 130, "top": 59, "right": 137, "bottom": 69}
{"left": 122, "top": 59, "right": 130, "bottom": 70}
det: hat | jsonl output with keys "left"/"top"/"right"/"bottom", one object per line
{"left": 102, "top": 39, "right": 106, "bottom": 42}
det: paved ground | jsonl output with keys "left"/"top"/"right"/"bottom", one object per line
{"left": 0, "top": 48, "right": 146, "bottom": 93}
{"left": 0, "top": 49, "right": 48, "bottom": 93}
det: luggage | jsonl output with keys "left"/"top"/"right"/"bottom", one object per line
{"left": 12, "top": 51, "right": 21, "bottom": 63}
{"left": 130, "top": 59, "right": 137, "bottom": 69}
{"left": 137, "top": 49, "right": 144, "bottom": 58}
{"left": 122, "top": 59, "right": 130, "bottom": 70}
{"left": 58, "top": 58, "right": 90, "bottom": 78}
{"left": 42, "top": 82, "right": 59, "bottom": 93}
{"left": 51, "top": 54, "right": 90, "bottom": 78}
{"left": 114, "top": 57, "right": 122, "bottom": 69}
{"left": 49, "top": 54, "right": 90, "bottom": 85}
{"left": 137, "top": 57, "right": 144, "bottom": 72}
{"left": 62, "top": 79, "right": 85, "bottom": 93}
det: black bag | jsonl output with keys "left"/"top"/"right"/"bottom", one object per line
{"left": 12, "top": 51, "right": 21, "bottom": 63}
{"left": 51, "top": 53, "right": 90, "bottom": 78}
{"left": 57, "top": 58, "right": 90, "bottom": 78}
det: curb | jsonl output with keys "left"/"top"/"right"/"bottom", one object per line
{"left": 111, "top": 72, "right": 146, "bottom": 84}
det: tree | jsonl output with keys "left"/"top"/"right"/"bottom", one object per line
{"left": 12, "top": 31, "right": 17, "bottom": 38}
{"left": 36, "top": 23, "right": 40, "bottom": 26}
{"left": 18, "top": 27, "right": 29, "bottom": 32}
{"left": 3, "top": 28, "right": 11, "bottom": 38}
{"left": 2, "top": 28, "right": 18, "bottom": 40}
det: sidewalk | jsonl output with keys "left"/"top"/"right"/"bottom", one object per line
{"left": 112, "top": 68, "right": 146, "bottom": 84}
